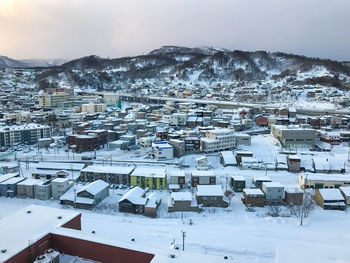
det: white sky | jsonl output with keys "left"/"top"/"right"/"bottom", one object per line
{"left": 0, "top": 0, "right": 349, "bottom": 61}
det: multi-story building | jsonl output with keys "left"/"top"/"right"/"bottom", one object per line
{"left": 170, "top": 113, "right": 187, "bottom": 126}
{"left": 271, "top": 125, "right": 316, "bottom": 148}
{"left": 152, "top": 141, "right": 174, "bottom": 160}
{"left": 0, "top": 124, "right": 51, "bottom": 150}
{"left": 38, "top": 92, "right": 69, "bottom": 108}
{"left": 130, "top": 167, "right": 166, "bottom": 190}
{"left": 200, "top": 129, "right": 236, "bottom": 152}
{"left": 79, "top": 165, "right": 135, "bottom": 185}
{"left": 81, "top": 101, "right": 107, "bottom": 114}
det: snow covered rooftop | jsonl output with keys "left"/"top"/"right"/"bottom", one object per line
{"left": 191, "top": 170, "right": 215, "bottom": 177}
{"left": 220, "top": 151, "right": 237, "bottom": 165}
{"left": 132, "top": 167, "right": 166, "bottom": 178}
{"left": 196, "top": 185, "right": 223, "bottom": 196}
{"left": 243, "top": 188, "right": 264, "bottom": 196}
{"left": 318, "top": 189, "right": 345, "bottom": 201}
{"left": 0, "top": 173, "right": 19, "bottom": 183}
{"left": 119, "top": 186, "right": 147, "bottom": 205}
{"left": 77, "top": 180, "right": 109, "bottom": 196}
{"left": 81, "top": 165, "right": 135, "bottom": 175}
{"left": 36, "top": 162, "right": 85, "bottom": 171}
{"left": 340, "top": 186, "right": 350, "bottom": 197}
{"left": 171, "top": 191, "right": 192, "bottom": 201}
{"left": 0, "top": 177, "right": 24, "bottom": 185}
{"left": 263, "top": 182, "right": 284, "bottom": 188}
{"left": 0, "top": 205, "right": 80, "bottom": 262}
{"left": 17, "top": 178, "right": 40, "bottom": 186}
{"left": 231, "top": 175, "right": 245, "bottom": 181}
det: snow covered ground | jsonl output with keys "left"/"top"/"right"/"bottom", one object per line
{"left": 1, "top": 194, "right": 350, "bottom": 263}
{"left": 2, "top": 134, "right": 350, "bottom": 262}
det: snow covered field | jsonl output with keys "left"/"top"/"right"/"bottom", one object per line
{"left": 1, "top": 194, "right": 350, "bottom": 263}
{"left": 2, "top": 134, "right": 350, "bottom": 262}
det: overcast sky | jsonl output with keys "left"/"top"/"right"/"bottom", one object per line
{"left": 0, "top": 0, "right": 349, "bottom": 61}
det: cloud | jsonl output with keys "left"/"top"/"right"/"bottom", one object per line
{"left": 0, "top": 0, "right": 349, "bottom": 61}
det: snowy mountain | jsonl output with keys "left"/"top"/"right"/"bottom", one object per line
{"left": 0, "top": 56, "right": 67, "bottom": 68}
{"left": 0, "top": 55, "right": 27, "bottom": 68}
{"left": 1, "top": 46, "right": 350, "bottom": 94}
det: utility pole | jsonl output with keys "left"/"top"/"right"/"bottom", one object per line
{"left": 300, "top": 174, "right": 307, "bottom": 226}
{"left": 181, "top": 230, "right": 186, "bottom": 251}
{"left": 74, "top": 189, "right": 77, "bottom": 209}
{"left": 225, "top": 174, "right": 228, "bottom": 192}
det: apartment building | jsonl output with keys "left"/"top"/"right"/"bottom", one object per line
{"left": 0, "top": 124, "right": 51, "bottom": 150}
{"left": 81, "top": 101, "right": 107, "bottom": 114}
{"left": 38, "top": 92, "right": 69, "bottom": 108}
{"left": 200, "top": 129, "right": 235, "bottom": 152}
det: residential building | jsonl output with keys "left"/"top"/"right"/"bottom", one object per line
{"left": 152, "top": 141, "right": 174, "bottom": 160}
{"left": 81, "top": 101, "right": 107, "bottom": 114}
{"left": 241, "top": 188, "right": 265, "bottom": 207}
{"left": 130, "top": 167, "right": 167, "bottom": 190}
{"left": 0, "top": 177, "right": 25, "bottom": 197}
{"left": 0, "top": 124, "right": 50, "bottom": 150}
{"left": 168, "top": 169, "right": 186, "bottom": 190}
{"left": 79, "top": 165, "right": 135, "bottom": 185}
{"left": 235, "top": 134, "right": 251, "bottom": 146}
{"left": 196, "top": 185, "right": 228, "bottom": 207}
{"left": 191, "top": 170, "right": 216, "bottom": 186}
{"left": 284, "top": 188, "right": 303, "bottom": 205}
{"left": 34, "top": 180, "right": 52, "bottom": 200}
{"left": 169, "top": 139, "right": 185, "bottom": 157}
{"left": 200, "top": 129, "right": 236, "bottom": 152}
{"left": 220, "top": 151, "right": 237, "bottom": 166}
{"left": 60, "top": 180, "right": 109, "bottom": 209}
{"left": 168, "top": 192, "right": 199, "bottom": 212}
{"left": 262, "top": 182, "right": 284, "bottom": 205}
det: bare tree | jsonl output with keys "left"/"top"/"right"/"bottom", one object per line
{"left": 224, "top": 190, "right": 234, "bottom": 205}
{"left": 267, "top": 206, "right": 282, "bottom": 217}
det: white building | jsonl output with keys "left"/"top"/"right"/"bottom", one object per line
{"left": 152, "top": 142, "right": 174, "bottom": 160}
{"left": 170, "top": 113, "right": 187, "bottom": 126}
{"left": 81, "top": 101, "right": 107, "bottom": 114}
{"left": 52, "top": 178, "right": 72, "bottom": 199}
{"left": 200, "top": 129, "right": 236, "bottom": 152}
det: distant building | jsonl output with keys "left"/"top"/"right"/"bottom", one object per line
{"left": 201, "top": 129, "right": 236, "bottom": 152}
{"left": 191, "top": 170, "right": 216, "bottom": 186}
{"left": 271, "top": 125, "right": 316, "bottom": 148}
{"left": 196, "top": 185, "right": 228, "bottom": 207}
{"left": 0, "top": 124, "right": 50, "bottom": 150}
{"left": 79, "top": 165, "right": 135, "bottom": 185}
{"left": 81, "top": 101, "right": 107, "bottom": 114}
{"left": 242, "top": 188, "right": 265, "bottom": 207}
{"left": 152, "top": 141, "right": 174, "bottom": 160}
{"left": 262, "top": 182, "right": 284, "bottom": 205}
{"left": 130, "top": 167, "right": 166, "bottom": 190}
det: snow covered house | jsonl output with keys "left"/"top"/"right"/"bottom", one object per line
{"left": 284, "top": 188, "right": 303, "bottom": 205}
{"left": 168, "top": 169, "right": 186, "bottom": 190}
{"left": 340, "top": 186, "right": 350, "bottom": 206}
{"left": 195, "top": 156, "right": 208, "bottom": 169}
{"left": 320, "top": 131, "right": 341, "bottom": 145}
{"left": 235, "top": 134, "right": 251, "bottom": 146}
{"left": 119, "top": 187, "right": 147, "bottom": 214}
{"left": 60, "top": 180, "right": 109, "bottom": 210}
{"left": 220, "top": 151, "right": 237, "bottom": 166}
{"left": 242, "top": 188, "right": 265, "bottom": 207}
{"left": 262, "top": 182, "right": 284, "bottom": 205}
{"left": 191, "top": 170, "right": 216, "bottom": 187}
{"left": 241, "top": 157, "right": 260, "bottom": 170}
{"left": 0, "top": 177, "right": 25, "bottom": 197}
{"left": 196, "top": 185, "right": 228, "bottom": 208}
{"left": 168, "top": 192, "right": 199, "bottom": 212}
{"left": 314, "top": 189, "right": 346, "bottom": 210}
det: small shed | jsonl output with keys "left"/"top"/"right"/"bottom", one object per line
{"left": 284, "top": 188, "right": 303, "bottom": 205}
{"left": 230, "top": 175, "right": 246, "bottom": 192}
{"left": 314, "top": 189, "right": 346, "bottom": 210}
